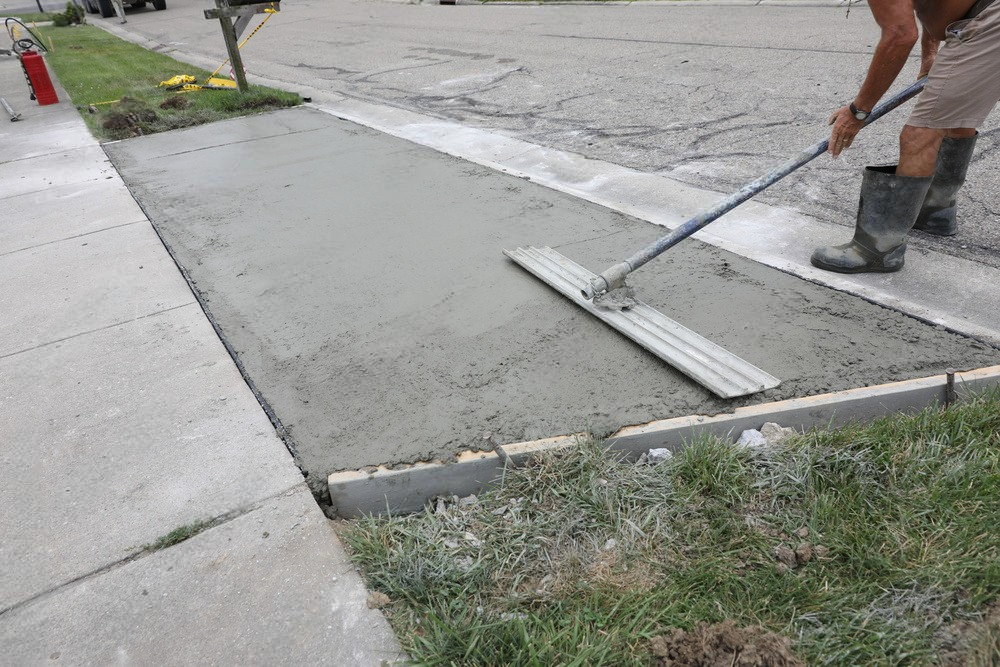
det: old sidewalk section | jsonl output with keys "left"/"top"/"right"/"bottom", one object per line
{"left": 0, "top": 56, "right": 402, "bottom": 663}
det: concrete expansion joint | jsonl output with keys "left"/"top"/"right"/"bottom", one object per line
{"left": 0, "top": 483, "right": 305, "bottom": 619}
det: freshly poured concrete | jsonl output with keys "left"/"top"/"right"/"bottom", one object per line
{"left": 105, "top": 107, "right": 1000, "bottom": 491}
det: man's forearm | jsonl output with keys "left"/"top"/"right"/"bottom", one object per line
{"left": 854, "top": 34, "right": 915, "bottom": 111}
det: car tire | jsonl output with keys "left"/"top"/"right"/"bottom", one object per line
{"left": 85, "top": 0, "right": 99, "bottom": 14}
{"left": 97, "top": 0, "right": 114, "bottom": 17}
{"left": 152, "top": 0, "right": 165, "bottom": 9}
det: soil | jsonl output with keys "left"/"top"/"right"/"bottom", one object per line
{"left": 935, "top": 602, "right": 1000, "bottom": 667}
{"left": 101, "top": 97, "right": 158, "bottom": 137}
{"left": 650, "top": 620, "right": 805, "bottom": 667}
{"left": 159, "top": 96, "right": 191, "bottom": 110}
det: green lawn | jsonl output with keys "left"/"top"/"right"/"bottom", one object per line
{"left": 38, "top": 23, "right": 300, "bottom": 140}
{"left": 343, "top": 391, "right": 1000, "bottom": 666}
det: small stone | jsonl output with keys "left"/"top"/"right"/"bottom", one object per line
{"left": 464, "top": 532, "right": 481, "bottom": 547}
{"left": 458, "top": 494, "right": 478, "bottom": 507}
{"left": 648, "top": 447, "right": 673, "bottom": 463}
{"left": 814, "top": 545, "right": 831, "bottom": 558}
{"left": 603, "top": 538, "right": 617, "bottom": 551}
{"left": 736, "top": 429, "right": 768, "bottom": 449}
{"left": 774, "top": 544, "right": 797, "bottom": 569}
{"left": 367, "top": 591, "right": 391, "bottom": 609}
{"left": 775, "top": 562, "right": 790, "bottom": 575}
{"left": 795, "top": 543, "right": 813, "bottom": 565}
{"left": 443, "top": 539, "right": 459, "bottom": 549}
{"left": 795, "top": 526, "right": 810, "bottom": 539}
{"left": 760, "top": 422, "right": 797, "bottom": 444}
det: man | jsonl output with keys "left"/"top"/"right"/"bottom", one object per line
{"left": 811, "top": 0, "right": 999, "bottom": 273}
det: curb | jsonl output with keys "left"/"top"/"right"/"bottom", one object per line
{"left": 330, "top": 364, "right": 1000, "bottom": 517}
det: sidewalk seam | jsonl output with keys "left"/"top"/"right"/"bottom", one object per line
{"left": 0, "top": 480, "right": 306, "bottom": 619}
{"left": 0, "top": 301, "right": 196, "bottom": 362}
{"left": 0, "top": 220, "right": 145, "bottom": 258}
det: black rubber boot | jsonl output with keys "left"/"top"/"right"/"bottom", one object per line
{"left": 811, "top": 166, "right": 932, "bottom": 274}
{"left": 913, "top": 134, "right": 978, "bottom": 236}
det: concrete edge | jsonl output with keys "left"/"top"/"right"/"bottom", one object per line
{"left": 330, "top": 364, "right": 1000, "bottom": 517}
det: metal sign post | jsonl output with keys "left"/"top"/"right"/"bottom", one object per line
{"left": 203, "top": 1, "right": 279, "bottom": 93}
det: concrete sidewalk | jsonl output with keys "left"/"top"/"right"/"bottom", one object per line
{"left": 0, "top": 55, "right": 402, "bottom": 664}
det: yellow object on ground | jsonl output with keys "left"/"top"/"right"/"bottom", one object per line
{"left": 159, "top": 74, "right": 196, "bottom": 89}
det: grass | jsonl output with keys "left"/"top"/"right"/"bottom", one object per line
{"left": 3, "top": 12, "right": 55, "bottom": 24}
{"left": 341, "top": 389, "right": 1000, "bottom": 666}
{"left": 37, "top": 23, "right": 300, "bottom": 140}
{"left": 145, "top": 519, "right": 214, "bottom": 552}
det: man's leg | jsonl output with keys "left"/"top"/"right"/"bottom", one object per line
{"left": 897, "top": 125, "right": 976, "bottom": 176}
{"left": 902, "top": 125, "right": 979, "bottom": 236}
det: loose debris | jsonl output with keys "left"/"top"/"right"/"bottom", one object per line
{"left": 651, "top": 620, "right": 805, "bottom": 667}
{"left": 366, "top": 591, "right": 391, "bottom": 609}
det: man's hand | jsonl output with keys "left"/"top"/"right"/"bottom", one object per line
{"left": 828, "top": 106, "right": 866, "bottom": 157}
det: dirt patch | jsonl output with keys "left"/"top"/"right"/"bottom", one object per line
{"left": 936, "top": 602, "right": 1000, "bottom": 667}
{"left": 101, "top": 97, "right": 158, "bottom": 137}
{"left": 159, "top": 96, "right": 191, "bottom": 110}
{"left": 231, "top": 95, "right": 288, "bottom": 111}
{"left": 650, "top": 620, "right": 804, "bottom": 667}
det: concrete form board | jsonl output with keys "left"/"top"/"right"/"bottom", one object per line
{"left": 103, "top": 107, "right": 1000, "bottom": 492}
{"left": 1, "top": 485, "right": 404, "bottom": 665}
{"left": 0, "top": 304, "right": 304, "bottom": 609}
{"left": 329, "top": 366, "right": 1000, "bottom": 517}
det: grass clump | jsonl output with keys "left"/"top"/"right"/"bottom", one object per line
{"left": 342, "top": 389, "right": 1000, "bottom": 666}
{"left": 145, "top": 519, "right": 214, "bottom": 552}
{"left": 37, "top": 24, "right": 300, "bottom": 140}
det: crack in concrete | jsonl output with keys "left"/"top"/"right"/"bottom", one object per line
{"left": 538, "top": 32, "right": 904, "bottom": 58}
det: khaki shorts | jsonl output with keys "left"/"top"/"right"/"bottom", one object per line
{"left": 908, "top": 2, "right": 1000, "bottom": 129}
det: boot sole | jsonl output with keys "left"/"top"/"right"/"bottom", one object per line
{"left": 913, "top": 227, "right": 957, "bottom": 237}
{"left": 810, "top": 256, "right": 903, "bottom": 274}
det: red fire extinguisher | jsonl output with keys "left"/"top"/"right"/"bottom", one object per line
{"left": 19, "top": 50, "right": 59, "bottom": 106}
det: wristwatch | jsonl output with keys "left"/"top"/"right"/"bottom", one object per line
{"left": 850, "top": 102, "right": 871, "bottom": 121}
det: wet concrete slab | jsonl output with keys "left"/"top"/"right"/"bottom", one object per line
{"left": 104, "top": 106, "right": 1000, "bottom": 493}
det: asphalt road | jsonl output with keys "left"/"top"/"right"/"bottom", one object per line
{"left": 87, "top": 0, "right": 998, "bottom": 269}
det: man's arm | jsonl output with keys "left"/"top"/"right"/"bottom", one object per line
{"left": 828, "top": 0, "right": 918, "bottom": 157}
